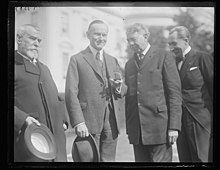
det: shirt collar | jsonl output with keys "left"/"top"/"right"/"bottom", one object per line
{"left": 17, "top": 51, "right": 37, "bottom": 64}
{"left": 183, "top": 46, "right": 191, "bottom": 58}
{"left": 89, "top": 45, "right": 104, "bottom": 61}
{"left": 142, "top": 43, "right": 151, "bottom": 56}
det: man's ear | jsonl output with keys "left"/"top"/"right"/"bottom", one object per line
{"left": 86, "top": 31, "right": 89, "bottom": 39}
{"left": 16, "top": 35, "right": 22, "bottom": 44}
{"left": 144, "top": 34, "right": 149, "bottom": 40}
{"left": 184, "top": 38, "right": 189, "bottom": 44}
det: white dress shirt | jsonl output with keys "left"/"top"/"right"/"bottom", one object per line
{"left": 89, "top": 45, "right": 104, "bottom": 62}
{"left": 141, "top": 43, "right": 151, "bottom": 56}
{"left": 178, "top": 46, "right": 191, "bottom": 70}
{"left": 17, "top": 51, "right": 37, "bottom": 65}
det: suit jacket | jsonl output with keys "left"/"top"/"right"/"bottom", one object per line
{"left": 14, "top": 51, "right": 68, "bottom": 162}
{"left": 65, "top": 47, "right": 127, "bottom": 134}
{"left": 179, "top": 49, "right": 213, "bottom": 134}
{"left": 125, "top": 46, "right": 182, "bottom": 145}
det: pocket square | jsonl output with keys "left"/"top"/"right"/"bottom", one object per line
{"left": 189, "top": 67, "right": 198, "bottom": 71}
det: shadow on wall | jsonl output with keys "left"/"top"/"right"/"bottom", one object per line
{"left": 59, "top": 93, "right": 127, "bottom": 131}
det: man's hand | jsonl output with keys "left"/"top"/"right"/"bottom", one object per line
{"left": 110, "top": 78, "right": 122, "bottom": 88}
{"left": 75, "top": 123, "right": 89, "bottom": 138}
{"left": 25, "top": 116, "right": 41, "bottom": 126}
{"left": 168, "top": 130, "right": 178, "bottom": 145}
{"left": 110, "top": 71, "right": 123, "bottom": 89}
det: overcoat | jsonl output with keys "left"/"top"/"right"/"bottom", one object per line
{"left": 14, "top": 51, "right": 68, "bottom": 162}
{"left": 125, "top": 46, "right": 182, "bottom": 145}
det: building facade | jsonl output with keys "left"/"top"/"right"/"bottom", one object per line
{"left": 15, "top": 7, "right": 128, "bottom": 92}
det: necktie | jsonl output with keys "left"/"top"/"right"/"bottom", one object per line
{"left": 139, "top": 53, "right": 144, "bottom": 61}
{"left": 177, "top": 55, "right": 186, "bottom": 70}
{"left": 23, "top": 55, "right": 37, "bottom": 65}
{"left": 31, "top": 58, "right": 37, "bottom": 65}
{"left": 172, "top": 47, "right": 184, "bottom": 63}
{"left": 176, "top": 55, "right": 184, "bottom": 63}
{"left": 136, "top": 53, "right": 144, "bottom": 67}
{"left": 96, "top": 51, "right": 103, "bottom": 68}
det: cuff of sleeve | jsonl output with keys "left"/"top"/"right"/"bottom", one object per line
{"left": 73, "top": 122, "right": 85, "bottom": 129}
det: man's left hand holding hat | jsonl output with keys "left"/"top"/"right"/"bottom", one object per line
{"left": 25, "top": 116, "right": 41, "bottom": 126}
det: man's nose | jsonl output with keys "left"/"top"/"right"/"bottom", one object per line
{"left": 168, "top": 45, "right": 174, "bottom": 52}
{"left": 99, "top": 35, "right": 104, "bottom": 40}
{"left": 33, "top": 39, "right": 40, "bottom": 46}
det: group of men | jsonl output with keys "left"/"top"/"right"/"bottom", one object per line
{"left": 14, "top": 19, "right": 213, "bottom": 162}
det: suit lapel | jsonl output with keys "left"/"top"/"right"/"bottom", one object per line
{"left": 82, "top": 47, "right": 104, "bottom": 83}
{"left": 37, "top": 62, "right": 46, "bottom": 83}
{"left": 103, "top": 52, "right": 114, "bottom": 78}
{"left": 179, "top": 50, "right": 197, "bottom": 81}
{"left": 15, "top": 52, "right": 40, "bottom": 75}
{"left": 133, "top": 56, "right": 140, "bottom": 70}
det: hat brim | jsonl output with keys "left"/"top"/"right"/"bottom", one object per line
{"left": 24, "top": 123, "right": 56, "bottom": 160}
{"left": 72, "top": 134, "right": 100, "bottom": 162}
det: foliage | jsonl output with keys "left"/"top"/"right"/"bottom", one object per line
{"left": 125, "top": 8, "right": 214, "bottom": 60}
{"left": 148, "top": 26, "right": 168, "bottom": 50}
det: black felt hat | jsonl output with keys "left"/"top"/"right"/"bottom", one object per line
{"left": 72, "top": 134, "right": 100, "bottom": 162}
{"left": 24, "top": 123, "right": 56, "bottom": 161}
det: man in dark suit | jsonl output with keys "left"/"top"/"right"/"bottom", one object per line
{"left": 168, "top": 26, "right": 213, "bottom": 162}
{"left": 65, "top": 20, "right": 127, "bottom": 162}
{"left": 124, "top": 23, "right": 182, "bottom": 162}
{"left": 14, "top": 24, "right": 68, "bottom": 162}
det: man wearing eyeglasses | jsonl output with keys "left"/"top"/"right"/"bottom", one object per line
{"left": 124, "top": 23, "right": 182, "bottom": 162}
{"left": 168, "top": 26, "right": 213, "bottom": 162}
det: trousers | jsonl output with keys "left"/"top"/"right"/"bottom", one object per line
{"left": 92, "top": 104, "right": 118, "bottom": 162}
{"left": 177, "top": 106, "right": 211, "bottom": 162}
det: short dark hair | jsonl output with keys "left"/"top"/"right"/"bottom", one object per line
{"left": 169, "top": 26, "right": 191, "bottom": 41}
{"left": 88, "top": 20, "right": 107, "bottom": 31}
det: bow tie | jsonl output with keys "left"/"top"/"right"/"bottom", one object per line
{"left": 176, "top": 54, "right": 184, "bottom": 63}
{"left": 172, "top": 47, "right": 184, "bottom": 63}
